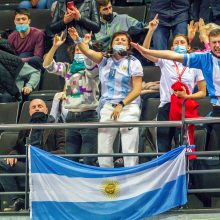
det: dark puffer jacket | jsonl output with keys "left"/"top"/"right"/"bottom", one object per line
{"left": 50, "top": 0, "right": 100, "bottom": 39}
{"left": 0, "top": 49, "right": 24, "bottom": 99}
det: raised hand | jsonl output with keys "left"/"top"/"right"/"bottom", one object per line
{"left": 68, "top": 27, "right": 80, "bottom": 41}
{"left": 83, "top": 31, "right": 92, "bottom": 45}
{"left": 64, "top": 8, "right": 76, "bottom": 24}
{"left": 131, "top": 42, "right": 149, "bottom": 56}
{"left": 198, "top": 18, "right": 209, "bottom": 43}
{"left": 53, "top": 32, "right": 66, "bottom": 47}
{"left": 71, "top": 7, "right": 81, "bottom": 20}
{"left": 148, "top": 14, "right": 159, "bottom": 32}
{"left": 187, "top": 20, "right": 199, "bottom": 43}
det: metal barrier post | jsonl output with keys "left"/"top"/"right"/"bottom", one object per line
{"left": 24, "top": 137, "right": 30, "bottom": 210}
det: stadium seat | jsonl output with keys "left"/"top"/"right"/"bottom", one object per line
{"left": 0, "top": 131, "right": 19, "bottom": 155}
{"left": 0, "top": 102, "right": 20, "bottom": 124}
{"left": 197, "top": 97, "right": 213, "bottom": 117}
{"left": 18, "top": 101, "right": 52, "bottom": 123}
{"left": 142, "top": 66, "right": 161, "bottom": 82}
{"left": 28, "top": 72, "right": 60, "bottom": 101}
{"left": 113, "top": 5, "right": 147, "bottom": 22}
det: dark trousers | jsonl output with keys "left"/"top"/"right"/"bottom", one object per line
{"left": 65, "top": 110, "right": 98, "bottom": 166}
{"left": 156, "top": 103, "right": 180, "bottom": 152}
{"left": 0, "top": 160, "right": 25, "bottom": 203}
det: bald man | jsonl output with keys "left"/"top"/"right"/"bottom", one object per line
{"left": 0, "top": 99, "right": 65, "bottom": 212}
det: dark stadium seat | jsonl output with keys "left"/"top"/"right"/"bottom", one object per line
{"left": 18, "top": 101, "right": 52, "bottom": 123}
{"left": 28, "top": 72, "right": 60, "bottom": 101}
{"left": 0, "top": 102, "right": 20, "bottom": 124}
{"left": 112, "top": 5, "right": 147, "bottom": 22}
{"left": 143, "top": 66, "right": 161, "bottom": 82}
{"left": 197, "top": 97, "right": 213, "bottom": 117}
{"left": 141, "top": 98, "right": 160, "bottom": 120}
{"left": 0, "top": 131, "right": 19, "bottom": 154}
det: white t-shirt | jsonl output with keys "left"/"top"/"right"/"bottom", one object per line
{"left": 156, "top": 59, "right": 204, "bottom": 107}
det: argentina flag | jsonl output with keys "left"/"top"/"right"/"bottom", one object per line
{"left": 29, "top": 146, "right": 187, "bottom": 220}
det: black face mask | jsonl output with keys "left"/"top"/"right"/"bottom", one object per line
{"left": 30, "top": 112, "right": 48, "bottom": 123}
{"left": 103, "top": 13, "right": 113, "bottom": 22}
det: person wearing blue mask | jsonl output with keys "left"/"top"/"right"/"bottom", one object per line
{"left": 131, "top": 17, "right": 206, "bottom": 155}
{"left": 68, "top": 27, "right": 143, "bottom": 168}
{"left": 43, "top": 32, "right": 99, "bottom": 166}
{"left": 8, "top": 8, "right": 45, "bottom": 71}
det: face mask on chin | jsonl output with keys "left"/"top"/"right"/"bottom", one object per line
{"left": 173, "top": 45, "right": 187, "bottom": 54}
{"left": 102, "top": 13, "right": 113, "bottom": 22}
{"left": 112, "top": 44, "right": 127, "bottom": 56}
{"left": 16, "top": 24, "right": 29, "bottom": 33}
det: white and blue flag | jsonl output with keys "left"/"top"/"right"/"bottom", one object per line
{"left": 29, "top": 146, "right": 187, "bottom": 220}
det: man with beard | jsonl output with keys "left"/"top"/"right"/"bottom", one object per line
{"left": 95, "top": 0, "right": 146, "bottom": 50}
{"left": 0, "top": 99, "right": 65, "bottom": 212}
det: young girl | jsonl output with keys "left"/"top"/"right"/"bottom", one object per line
{"left": 68, "top": 27, "right": 143, "bottom": 168}
{"left": 132, "top": 16, "right": 206, "bottom": 156}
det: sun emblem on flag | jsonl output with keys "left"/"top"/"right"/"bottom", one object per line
{"left": 100, "top": 180, "right": 120, "bottom": 199}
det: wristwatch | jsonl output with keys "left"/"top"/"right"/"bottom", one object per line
{"left": 118, "top": 101, "right": 125, "bottom": 107}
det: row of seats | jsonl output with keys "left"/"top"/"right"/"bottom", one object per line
{"left": 0, "top": 5, "right": 148, "bottom": 31}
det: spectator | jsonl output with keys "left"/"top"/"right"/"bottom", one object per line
{"left": 132, "top": 16, "right": 206, "bottom": 157}
{"left": 0, "top": 99, "right": 65, "bottom": 212}
{"left": 149, "top": 0, "right": 191, "bottom": 50}
{"left": 0, "top": 50, "right": 40, "bottom": 103}
{"left": 49, "top": 0, "right": 100, "bottom": 62}
{"left": 18, "top": 0, "right": 55, "bottom": 9}
{"left": 95, "top": 0, "right": 146, "bottom": 50}
{"left": 132, "top": 28, "right": 220, "bottom": 151}
{"left": 68, "top": 27, "right": 143, "bottom": 168}
{"left": 8, "top": 9, "right": 45, "bottom": 71}
{"left": 43, "top": 32, "right": 99, "bottom": 166}
{"left": 191, "top": 0, "right": 220, "bottom": 25}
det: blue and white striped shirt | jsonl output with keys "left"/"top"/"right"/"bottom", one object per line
{"left": 184, "top": 52, "right": 220, "bottom": 106}
{"left": 98, "top": 56, "right": 143, "bottom": 104}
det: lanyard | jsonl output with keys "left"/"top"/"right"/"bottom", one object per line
{"left": 173, "top": 61, "right": 187, "bottom": 81}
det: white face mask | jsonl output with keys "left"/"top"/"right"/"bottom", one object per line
{"left": 112, "top": 45, "right": 127, "bottom": 55}
{"left": 74, "top": 54, "right": 85, "bottom": 63}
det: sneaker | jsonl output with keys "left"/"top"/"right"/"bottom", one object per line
{"left": 114, "top": 158, "right": 124, "bottom": 168}
{"left": 3, "top": 198, "right": 25, "bottom": 212}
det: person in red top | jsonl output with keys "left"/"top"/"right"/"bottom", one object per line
{"left": 8, "top": 8, "right": 45, "bottom": 71}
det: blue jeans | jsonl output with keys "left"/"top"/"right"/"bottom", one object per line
{"left": 65, "top": 110, "right": 98, "bottom": 166}
{"left": 152, "top": 21, "right": 188, "bottom": 50}
{"left": 19, "top": 0, "right": 54, "bottom": 9}
{"left": 0, "top": 160, "right": 25, "bottom": 203}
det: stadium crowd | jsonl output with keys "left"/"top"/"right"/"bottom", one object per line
{"left": 1, "top": 0, "right": 220, "bottom": 212}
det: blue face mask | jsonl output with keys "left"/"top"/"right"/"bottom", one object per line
{"left": 16, "top": 24, "right": 29, "bottom": 33}
{"left": 112, "top": 45, "right": 127, "bottom": 55}
{"left": 74, "top": 54, "right": 85, "bottom": 63}
{"left": 174, "top": 45, "right": 187, "bottom": 54}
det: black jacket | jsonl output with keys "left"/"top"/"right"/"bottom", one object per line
{"left": 9, "top": 115, "right": 65, "bottom": 160}
{"left": 0, "top": 49, "right": 23, "bottom": 99}
{"left": 50, "top": 0, "right": 100, "bottom": 40}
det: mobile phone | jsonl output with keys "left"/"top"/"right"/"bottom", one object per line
{"left": 67, "top": 1, "right": 75, "bottom": 10}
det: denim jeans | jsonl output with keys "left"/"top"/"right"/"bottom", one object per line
{"left": 152, "top": 21, "right": 188, "bottom": 50}
{"left": 19, "top": 0, "right": 54, "bottom": 9}
{"left": 65, "top": 110, "right": 98, "bottom": 166}
{"left": 0, "top": 160, "right": 25, "bottom": 203}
